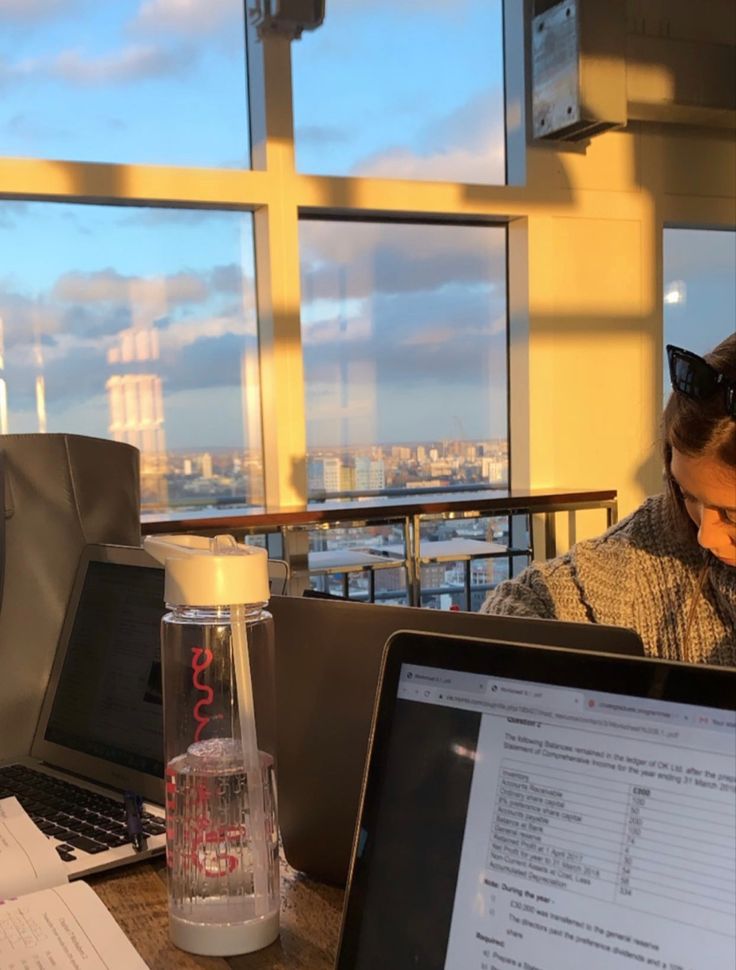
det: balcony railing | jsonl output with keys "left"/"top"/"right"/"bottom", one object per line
{"left": 142, "top": 486, "right": 618, "bottom": 609}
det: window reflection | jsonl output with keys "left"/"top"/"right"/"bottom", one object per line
{"left": 0, "top": 202, "right": 262, "bottom": 516}
{"left": 299, "top": 219, "right": 508, "bottom": 499}
{"left": 663, "top": 228, "right": 735, "bottom": 400}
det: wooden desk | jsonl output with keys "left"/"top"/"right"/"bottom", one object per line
{"left": 142, "top": 487, "right": 618, "bottom": 537}
{"left": 91, "top": 856, "right": 343, "bottom": 970}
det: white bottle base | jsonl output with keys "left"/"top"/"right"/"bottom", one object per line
{"left": 170, "top": 909, "right": 279, "bottom": 956}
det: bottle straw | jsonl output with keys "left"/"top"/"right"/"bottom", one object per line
{"left": 230, "top": 603, "right": 270, "bottom": 917}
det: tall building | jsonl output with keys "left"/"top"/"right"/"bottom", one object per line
{"left": 355, "top": 456, "right": 385, "bottom": 491}
{"left": 308, "top": 456, "right": 342, "bottom": 493}
{"left": 106, "top": 323, "right": 168, "bottom": 509}
{"left": 482, "top": 456, "right": 507, "bottom": 484}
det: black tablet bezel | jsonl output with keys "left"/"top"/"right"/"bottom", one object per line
{"left": 335, "top": 629, "right": 736, "bottom": 968}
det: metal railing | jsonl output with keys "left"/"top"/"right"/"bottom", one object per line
{"left": 142, "top": 487, "right": 618, "bottom": 608}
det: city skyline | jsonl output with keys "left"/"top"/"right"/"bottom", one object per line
{"left": 140, "top": 436, "right": 509, "bottom": 511}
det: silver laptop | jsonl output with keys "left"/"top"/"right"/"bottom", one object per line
{"left": 269, "top": 595, "right": 645, "bottom": 885}
{"left": 336, "top": 630, "right": 736, "bottom": 969}
{"left": 0, "top": 544, "right": 167, "bottom": 878}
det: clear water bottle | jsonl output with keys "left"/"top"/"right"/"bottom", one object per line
{"left": 144, "top": 534, "right": 279, "bottom": 957}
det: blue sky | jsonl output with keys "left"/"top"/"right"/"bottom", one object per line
{"left": 0, "top": 0, "right": 250, "bottom": 167}
{"left": 663, "top": 228, "right": 736, "bottom": 399}
{"left": 292, "top": 0, "right": 505, "bottom": 182}
{"left": 0, "top": 0, "right": 505, "bottom": 178}
{"left": 663, "top": 228, "right": 736, "bottom": 352}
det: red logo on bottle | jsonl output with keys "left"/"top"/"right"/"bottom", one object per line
{"left": 191, "top": 646, "right": 214, "bottom": 741}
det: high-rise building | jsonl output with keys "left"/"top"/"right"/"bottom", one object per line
{"left": 308, "top": 456, "right": 342, "bottom": 493}
{"left": 355, "top": 456, "right": 385, "bottom": 491}
{"left": 106, "top": 322, "right": 168, "bottom": 509}
{"left": 481, "top": 456, "right": 506, "bottom": 484}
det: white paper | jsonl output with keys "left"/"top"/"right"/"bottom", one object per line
{"left": 0, "top": 797, "right": 68, "bottom": 898}
{"left": 0, "top": 881, "right": 149, "bottom": 969}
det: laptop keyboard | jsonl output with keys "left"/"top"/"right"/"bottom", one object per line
{"left": 0, "top": 764, "right": 166, "bottom": 861}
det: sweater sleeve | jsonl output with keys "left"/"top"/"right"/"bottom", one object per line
{"left": 479, "top": 562, "right": 559, "bottom": 619}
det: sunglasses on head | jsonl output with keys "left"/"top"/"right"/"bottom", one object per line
{"left": 666, "top": 344, "right": 736, "bottom": 418}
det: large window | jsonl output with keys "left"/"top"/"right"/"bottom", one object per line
{"left": 663, "top": 228, "right": 735, "bottom": 395}
{"left": 0, "top": 1, "right": 249, "bottom": 168}
{"left": 0, "top": 202, "right": 262, "bottom": 515}
{"left": 292, "top": 0, "right": 506, "bottom": 183}
{"left": 300, "top": 219, "right": 508, "bottom": 497}
{"left": 0, "top": 0, "right": 513, "bottom": 523}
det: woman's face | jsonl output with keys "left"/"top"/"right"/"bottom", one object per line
{"left": 670, "top": 448, "right": 736, "bottom": 567}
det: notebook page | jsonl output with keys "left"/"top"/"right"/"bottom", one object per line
{"left": 0, "top": 881, "right": 149, "bottom": 970}
{"left": 0, "top": 797, "right": 67, "bottom": 897}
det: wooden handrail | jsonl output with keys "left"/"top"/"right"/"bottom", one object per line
{"left": 141, "top": 487, "right": 618, "bottom": 534}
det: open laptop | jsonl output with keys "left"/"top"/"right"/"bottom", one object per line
{"left": 268, "top": 595, "right": 644, "bottom": 885}
{"left": 0, "top": 544, "right": 168, "bottom": 878}
{"left": 336, "top": 630, "right": 736, "bottom": 970}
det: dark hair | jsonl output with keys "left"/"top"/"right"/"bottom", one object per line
{"left": 662, "top": 332, "right": 736, "bottom": 530}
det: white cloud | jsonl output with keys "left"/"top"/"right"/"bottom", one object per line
{"left": 302, "top": 219, "right": 504, "bottom": 269}
{"left": 158, "top": 311, "right": 254, "bottom": 352}
{"left": 354, "top": 140, "right": 504, "bottom": 184}
{"left": 51, "top": 43, "right": 192, "bottom": 85}
{"left": 300, "top": 222, "right": 506, "bottom": 307}
{"left": 52, "top": 269, "right": 208, "bottom": 305}
{"left": 131, "top": 0, "right": 236, "bottom": 34}
{"left": 0, "top": 289, "right": 64, "bottom": 353}
{"left": 352, "top": 87, "right": 506, "bottom": 185}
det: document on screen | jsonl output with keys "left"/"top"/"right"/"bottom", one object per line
{"left": 442, "top": 688, "right": 736, "bottom": 970}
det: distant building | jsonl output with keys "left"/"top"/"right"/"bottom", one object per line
{"left": 340, "top": 463, "right": 356, "bottom": 491}
{"left": 201, "top": 452, "right": 213, "bottom": 479}
{"left": 374, "top": 566, "right": 408, "bottom": 601}
{"left": 308, "top": 456, "right": 341, "bottom": 493}
{"left": 481, "top": 456, "right": 506, "bottom": 483}
{"left": 355, "top": 456, "right": 385, "bottom": 491}
{"left": 106, "top": 324, "right": 168, "bottom": 509}
{"left": 430, "top": 460, "right": 455, "bottom": 478}
{"left": 391, "top": 446, "right": 411, "bottom": 461}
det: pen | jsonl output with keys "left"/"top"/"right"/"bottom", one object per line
{"left": 123, "top": 790, "right": 147, "bottom": 852}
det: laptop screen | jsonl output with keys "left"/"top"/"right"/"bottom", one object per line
{"left": 42, "top": 559, "right": 165, "bottom": 779}
{"left": 338, "top": 639, "right": 736, "bottom": 970}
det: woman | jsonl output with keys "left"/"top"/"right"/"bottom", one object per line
{"left": 480, "top": 334, "right": 736, "bottom": 666}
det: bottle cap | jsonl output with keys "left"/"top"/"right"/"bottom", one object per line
{"left": 143, "top": 534, "right": 269, "bottom": 606}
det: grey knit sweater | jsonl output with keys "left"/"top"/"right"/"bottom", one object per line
{"left": 480, "top": 493, "right": 736, "bottom": 665}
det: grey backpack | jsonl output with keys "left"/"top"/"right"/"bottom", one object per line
{"left": 0, "top": 434, "right": 141, "bottom": 759}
